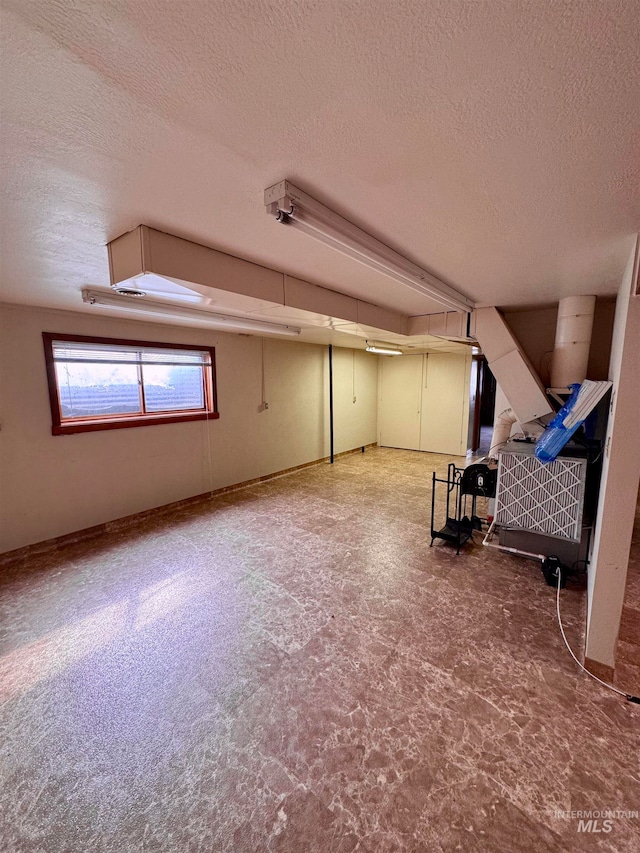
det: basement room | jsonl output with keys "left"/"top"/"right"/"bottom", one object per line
{"left": 1, "top": 2, "right": 639, "bottom": 852}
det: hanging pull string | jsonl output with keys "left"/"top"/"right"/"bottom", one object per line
{"left": 262, "top": 338, "right": 266, "bottom": 407}
{"left": 554, "top": 570, "right": 639, "bottom": 703}
{"left": 352, "top": 349, "right": 355, "bottom": 401}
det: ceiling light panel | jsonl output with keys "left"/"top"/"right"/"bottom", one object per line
{"left": 365, "top": 340, "right": 403, "bottom": 355}
{"left": 82, "top": 290, "right": 301, "bottom": 337}
{"left": 265, "top": 180, "right": 474, "bottom": 314}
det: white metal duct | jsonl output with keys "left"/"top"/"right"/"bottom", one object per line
{"left": 474, "top": 307, "right": 553, "bottom": 424}
{"left": 550, "top": 295, "right": 596, "bottom": 388}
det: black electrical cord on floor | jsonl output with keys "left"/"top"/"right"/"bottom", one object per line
{"left": 570, "top": 557, "right": 589, "bottom": 575}
{"left": 554, "top": 570, "right": 640, "bottom": 704}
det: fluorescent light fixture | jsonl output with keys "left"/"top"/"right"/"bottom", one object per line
{"left": 82, "top": 289, "right": 302, "bottom": 337}
{"left": 365, "top": 341, "right": 403, "bottom": 356}
{"left": 264, "top": 180, "right": 474, "bottom": 314}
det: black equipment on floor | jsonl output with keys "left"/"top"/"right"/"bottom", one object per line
{"left": 430, "top": 463, "right": 496, "bottom": 554}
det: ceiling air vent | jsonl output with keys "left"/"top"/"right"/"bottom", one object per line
{"left": 112, "top": 286, "right": 146, "bottom": 298}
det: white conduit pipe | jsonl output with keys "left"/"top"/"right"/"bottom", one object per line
{"left": 482, "top": 520, "right": 546, "bottom": 561}
{"left": 550, "top": 295, "right": 596, "bottom": 388}
{"left": 487, "top": 406, "right": 518, "bottom": 522}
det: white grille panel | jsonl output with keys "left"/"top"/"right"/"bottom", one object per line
{"left": 496, "top": 452, "right": 586, "bottom": 541}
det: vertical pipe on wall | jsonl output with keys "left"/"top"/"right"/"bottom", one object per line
{"left": 329, "top": 345, "right": 334, "bottom": 464}
{"left": 550, "top": 295, "right": 596, "bottom": 388}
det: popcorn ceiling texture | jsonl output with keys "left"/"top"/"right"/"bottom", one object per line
{"left": 1, "top": 0, "right": 639, "bottom": 317}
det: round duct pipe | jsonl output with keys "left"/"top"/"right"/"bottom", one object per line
{"left": 489, "top": 407, "right": 518, "bottom": 459}
{"left": 550, "top": 295, "right": 596, "bottom": 388}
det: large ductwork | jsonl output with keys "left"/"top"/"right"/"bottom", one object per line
{"left": 477, "top": 297, "right": 597, "bottom": 463}
{"left": 474, "top": 307, "right": 552, "bottom": 463}
{"left": 474, "top": 307, "right": 553, "bottom": 424}
{"left": 550, "top": 295, "right": 596, "bottom": 388}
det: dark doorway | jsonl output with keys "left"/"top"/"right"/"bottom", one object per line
{"left": 470, "top": 357, "right": 496, "bottom": 453}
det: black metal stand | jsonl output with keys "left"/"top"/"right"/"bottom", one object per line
{"left": 430, "top": 463, "right": 496, "bottom": 555}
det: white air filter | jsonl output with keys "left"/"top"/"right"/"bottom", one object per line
{"left": 496, "top": 451, "right": 586, "bottom": 541}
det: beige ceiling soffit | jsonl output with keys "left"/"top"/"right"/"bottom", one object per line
{"left": 264, "top": 180, "right": 474, "bottom": 314}
{"left": 357, "top": 301, "right": 408, "bottom": 336}
{"left": 108, "top": 226, "right": 284, "bottom": 304}
{"left": 284, "top": 275, "right": 359, "bottom": 324}
{"left": 408, "top": 312, "right": 471, "bottom": 340}
{"left": 474, "top": 307, "right": 553, "bottom": 423}
{"left": 107, "top": 226, "right": 151, "bottom": 284}
{"left": 108, "top": 226, "right": 409, "bottom": 335}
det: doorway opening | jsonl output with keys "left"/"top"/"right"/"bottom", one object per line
{"left": 469, "top": 357, "right": 496, "bottom": 454}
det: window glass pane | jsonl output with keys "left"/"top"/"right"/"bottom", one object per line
{"left": 142, "top": 364, "right": 204, "bottom": 412}
{"left": 55, "top": 362, "right": 141, "bottom": 418}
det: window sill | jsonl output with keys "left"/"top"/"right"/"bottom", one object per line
{"left": 52, "top": 411, "right": 220, "bottom": 435}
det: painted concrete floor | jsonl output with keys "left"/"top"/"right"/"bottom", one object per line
{"left": 1, "top": 447, "right": 638, "bottom": 853}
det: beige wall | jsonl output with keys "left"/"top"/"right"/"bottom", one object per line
{"left": 502, "top": 306, "right": 558, "bottom": 387}
{"left": 330, "top": 347, "right": 378, "bottom": 454}
{"left": 586, "top": 239, "right": 640, "bottom": 667}
{"left": 587, "top": 299, "right": 616, "bottom": 381}
{"left": 0, "top": 304, "right": 378, "bottom": 553}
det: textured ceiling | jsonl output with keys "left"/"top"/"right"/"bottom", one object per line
{"left": 1, "top": 0, "right": 639, "bottom": 329}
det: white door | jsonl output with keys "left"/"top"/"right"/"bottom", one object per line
{"left": 378, "top": 354, "right": 423, "bottom": 450}
{"left": 419, "top": 353, "right": 471, "bottom": 455}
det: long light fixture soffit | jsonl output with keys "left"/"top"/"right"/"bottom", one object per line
{"left": 264, "top": 180, "right": 474, "bottom": 315}
{"left": 82, "top": 289, "right": 302, "bottom": 337}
